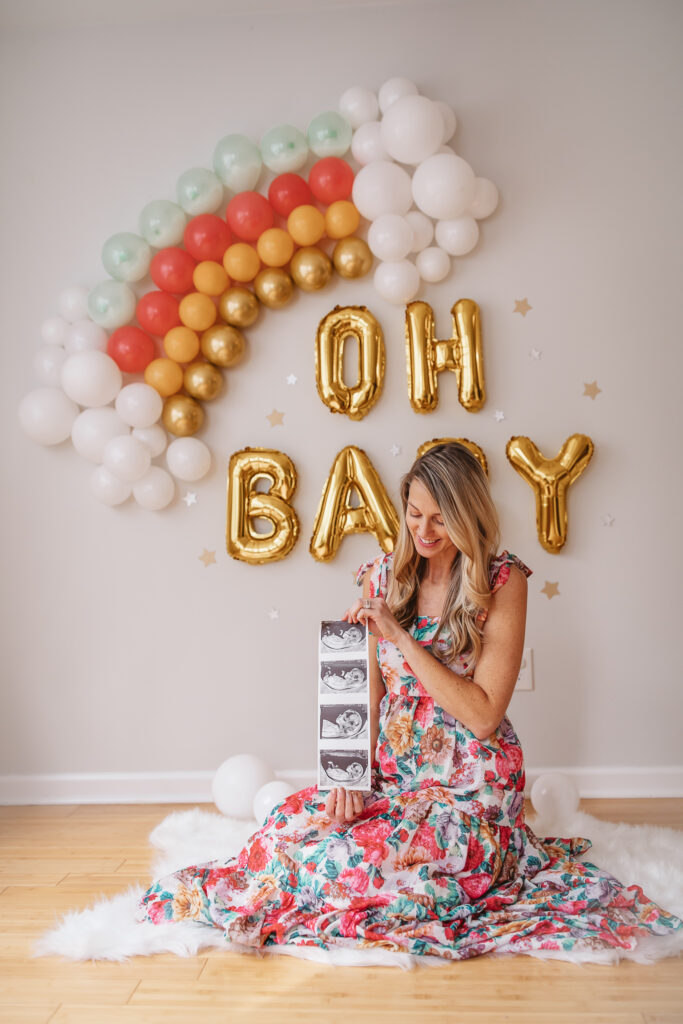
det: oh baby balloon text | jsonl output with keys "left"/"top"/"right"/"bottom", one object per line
{"left": 226, "top": 300, "right": 594, "bottom": 563}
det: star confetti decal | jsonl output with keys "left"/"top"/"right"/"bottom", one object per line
{"left": 268, "top": 608, "right": 280, "bottom": 620}
{"left": 583, "top": 381, "right": 602, "bottom": 399}
{"left": 529, "top": 348, "right": 542, "bottom": 360}
{"left": 183, "top": 491, "right": 197, "bottom": 507}
{"left": 494, "top": 409, "right": 505, "bottom": 422}
{"left": 199, "top": 549, "right": 216, "bottom": 567}
{"left": 390, "top": 444, "right": 402, "bottom": 457}
{"left": 541, "top": 581, "right": 560, "bottom": 599}
{"left": 266, "top": 408, "right": 285, "bottom": 427}
{"left": 286, "top": 374, "right": 298, "bottom": 386}
{"left": 601, "top": 513, "right": 615, "bottom": 527}
{"left": 514, "top": 298, "right": 532, "bottom": 316}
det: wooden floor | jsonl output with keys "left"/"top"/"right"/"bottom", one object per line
{"left": 1, "top": 799, "right": 682, "bottom": 1024}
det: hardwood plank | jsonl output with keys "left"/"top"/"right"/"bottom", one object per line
{"left": 0, "top": 1006, "right": 59, "bottom": 1024}
{"left": 49, "top": 1009, "right": 649, "bottom": 1024}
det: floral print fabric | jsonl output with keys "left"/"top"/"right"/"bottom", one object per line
{"left": 137, "top": 549, "right": 683, "bottom": 960}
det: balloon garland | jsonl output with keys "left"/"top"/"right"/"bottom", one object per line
{"left": 19, "top": 77, "right": 500, "bottom": 514}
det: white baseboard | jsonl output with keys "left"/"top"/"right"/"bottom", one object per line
{"left": 1, "top": 766, "right": 682, "bottom": 805}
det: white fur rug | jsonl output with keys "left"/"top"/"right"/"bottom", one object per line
{"left": 34, "top": 807, "right": 683, "bottom": 970}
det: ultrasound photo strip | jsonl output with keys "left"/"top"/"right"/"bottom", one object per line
{"left": 317, "top": 619, "right": 371, "bottom": 793}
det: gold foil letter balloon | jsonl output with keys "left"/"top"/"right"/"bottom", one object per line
{"left": 226, "top": 448, "right": 300, "bottom": 564}
{"left": 405, "top": 299, "right": 485, "bottom": 413}
{"left": 316, "top": 306, "right": 385, "bottom": 420}
{"left": 310, "top": 446, "right": 399, "bottom": 562}
{"left": 506, "top": 434, "right": 594, "bottom": 553}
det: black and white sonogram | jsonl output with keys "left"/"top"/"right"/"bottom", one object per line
{"left": 319, "top": 619, "right": 366, "bottom": 655}
{"left": 320, "top": 703, "right": 367, "bottom": 741}
{"left": 319, "top": 660, "right": 367, "bottom": 696}
{"left": 318, "top": 748, "right": 369, "bottom": 791}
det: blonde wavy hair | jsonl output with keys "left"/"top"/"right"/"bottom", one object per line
{"left": 386, "top": 442, "right": 500, "bottom": 669}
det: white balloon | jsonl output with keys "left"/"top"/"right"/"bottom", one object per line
{"left": 434, "top": 100, "right": 457, "bottom": 143}
{"left": 435, "top": 216, "right": 480, "bottom": 255}
{"left": 352, "top": 161, "right": 413, "bottom": 220}
{"left": 339, "top": 86, "right": 379, "bottom": 128}
{"left": 40, "top": 316, "right": 67, "bottom": 346}
{"left": 373, "top": 260, "right": 420, "bottom": 305}
{"left": 102, "top": 434, "right": 151, "bottom": 482}
{"left": 416, "top": 246, "right": 451, "bottom": 283}
{"left": 368, "top": 213, "right": 414, "bottom": 262}
{"left": 380, "top": 95, "right": 444, "bottom": 165}
{"left": 470, "top": 177, "right": 500, "bottom": 219}
{"left": 133, "top": 466, "right": 175, "bottom": 510}
{"left": 115, "top": 383, "right": 163, "bottom": 428}
{"left": 378, "top": 76, "right": 419, "bottom": 114}
{"left": 64, "top": 319, "right": 108, "bottom": 353}
{"left": 33, "top": 345, "right": 68, "bottom": 387}
{"left": 350, "top": 121, "right": 389, "bottom": 165}
{"left": 412, "top": 153, "right": 477, "bottom": 220}
{"left": 90, "top": 465, "right": 132, "bottom": 506}
{"left": 58, "top": 285, "right": 90, "bottom": 323}
{"left": 72, "top": 407, "right": 129, "bottom": 462}
{"left": 166, "top": 437, "right": 211, "bottom": 481}
{"left": 61, "top": 350, "right": 122, "bottom": 408}
{"left": 253, "top": 780, "right": 295, "bottom": 826}
{"left": 212, "top": 754, "right": 277, "bottom": 819}
{"left": 18, "top": 387, "right": 79, "bottom": 445}
{"left": 530, "top": 772, "right": 580, "bottom": 821}
{"left": 405, "top": 210, "right": 434, "bottom": 252}
{"left": 132, "top": 424, "right": 167, "bottom": 458}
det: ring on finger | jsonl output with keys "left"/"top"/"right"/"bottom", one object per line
{"left": 362, "top": 599, "right": 372, "bottom": 609}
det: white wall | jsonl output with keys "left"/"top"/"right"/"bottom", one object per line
{"left": 2, "top": 0, "right": 682, "bottom": 800}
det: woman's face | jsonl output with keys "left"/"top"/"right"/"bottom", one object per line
{"left": 406, "top": 478, "right": 458, "bottom": 562}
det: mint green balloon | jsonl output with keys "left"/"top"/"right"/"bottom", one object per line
{"left": 260, "top": 124, "right": 308, "bottom": 173}
{"left": 307, "top": 111, "right": 353, "bottom": 157}
{"left": 139, "top": 200, "right": 186, "bottom": 248}
{"left": 176, "top": 167, "right": 224, "bottom": 215}
{"left": 88, "top": 281, "right": 137, "bottom": 329}
{"left": 102, "top": 232, "right": 151, "bottom": 282}
{"left": 213, "top": 134, "right": 262, "bottom": 192}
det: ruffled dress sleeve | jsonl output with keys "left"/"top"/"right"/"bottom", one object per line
{"left": 355, "top": 550, "right": 393, "bottom": 599}
{"left": 476, "top": 551, "right": 532, "bottom": 626}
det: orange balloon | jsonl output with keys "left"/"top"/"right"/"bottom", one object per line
{"left": 178, "top": 291, "right": 217, "bottom": 331}
{"left": 193, "top": 260, "right": 229, "bottom": 296}
{"left": 144, "top": 357, "right": 184, "bottom": 397}
{"left": 256, "top": 228, "right": 295, "bottom": 268}
{"left": 325, "top": 200, "right": 360, "bottom": 239}
{"left": 223, "top": 243, "right": 261, "bottom": 283}
{"left": 287, "top": 204, "right": 325, "bottom": 246}
{"left": 164, "top": 325, "right": 200, "bottom": 362}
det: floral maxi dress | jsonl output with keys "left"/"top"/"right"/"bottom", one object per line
{"left": 136, "top": 550, "right": 683, "bottom": 961}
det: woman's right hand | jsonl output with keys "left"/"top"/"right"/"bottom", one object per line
{"left": 325, "top": 787, "right": 364, "bottom": 823}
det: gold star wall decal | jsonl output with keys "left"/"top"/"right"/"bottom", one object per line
{"left": 541, "top": 581, "right": 560, "bottom": 599}
{"left": 513, "top": 298, "right": 532, "bottom": 316}
{"left": 583, "top": 381, "right": 602, "bottom": 399}
{"left": 266, "top": 408, "right": 285, "bottom": 427}
{"left": 199, "top": 549, "right": 216, "bottom": 567}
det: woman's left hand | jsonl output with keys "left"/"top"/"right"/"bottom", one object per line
{"left": 342, "top": 596, "right": 404, "bottom": 645}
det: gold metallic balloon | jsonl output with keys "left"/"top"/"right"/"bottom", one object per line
{"left": 405, "top": 299, "right": 485, "bottom": 413}
{"left": 226, "top": 447, "right": 300, "bottom": 564}
{"left": 290, "top": 247, "right": 333, "bottom": 292}
{"left": 200, "top": 324, "right": 246, "bottom": 368}
{"left": 162, "top": 394, "right": 205, "bottom": 437}
{"left": 218, "top": 286, "right": 260, "bottom": 327}
{"left": 183, "top": 361, "right": 223, "bottom": 401}
{"left": 332, "top": 237, "right": 373, "bottom": 279}
{"left": 310, "top": 445, "right": 399, "bottom": 562}
{"left": 506, "top": 434, "right": 594, "bottom": 553}
{"left": 417, "top": 438, "right": 489, "bottom": 476}
{"left": 315, "top": 305, "right": 385, "bottom": 420}
{"left": 254, "top": 268, "right": 294, "bottom": 309}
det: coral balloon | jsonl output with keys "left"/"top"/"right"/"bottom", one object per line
{"left": 150, "top": 247, "right": 197, "bottom": 294}
{"left": 183, "top": 214, "right": 232, "bottom": 262}
{"left": 268, "top": 174, "right": 313, "bottom": 217}
{"left": 178, "top": 292, "right": 217, "bottom": 332}
{"left": 200, "top": 324, "right": 246, "bottom": 367}
{"left": 226, "top": 191, "right": 274, "bottom": 242}
{"left": 162, "top": 394, "right": 204, "bottom": 436}
{"left": 136, "top": 291, "right": 181, "bottom": 336}
{"left": 256, "top": 228, "right": 294, "bottom": 268}
{"left": 107, "top": 326, "right": 155, "bottom": 373}
{"left": 164, "top": 326, "right": 200, "bottom": 363}
{"left": 193, "top": 260, "right": 229, "bottom": 296}
{"left": 144, "top": 357, "right": 184, "bottom": 397}
{"left": 325, "top": 200, "right": 360, "bottom": 239}
{"left": 309, "top": 157, "right": 354, "bottom": 204}
{"left": 223, "top": 243, "right": 261, "bottom": 283}
{"left": 226, "top": 448, "right": 300, "bottom": 564}
{"left": 287, "top": 205, "right": 325, "bottom": 246}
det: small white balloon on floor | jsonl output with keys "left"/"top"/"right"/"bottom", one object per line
{"left": 530, "top": 773, "right": 580, "bottom": 822}
{"left": 212, "top": 754, "right": 295, "bottom": 823}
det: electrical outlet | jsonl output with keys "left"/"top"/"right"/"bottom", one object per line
{"left": 516, "top": 648, "right": 534, "bottom": 691}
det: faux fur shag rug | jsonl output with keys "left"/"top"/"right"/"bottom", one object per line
{"left": 34, "top": 806, "right": 683, "bottom": 970}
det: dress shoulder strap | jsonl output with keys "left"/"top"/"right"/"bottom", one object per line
{"left": 355, "top": 549, "right": 393, "bottom": 599}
